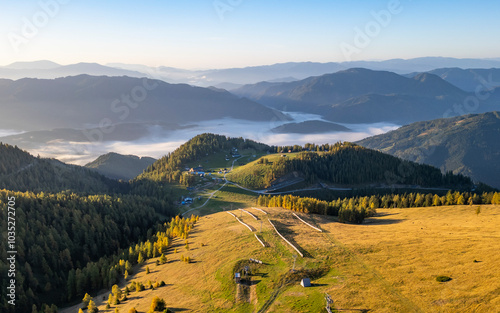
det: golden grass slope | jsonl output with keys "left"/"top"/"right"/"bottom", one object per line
{"left": 64, "top": 204, "right": 500, "bottom": 313}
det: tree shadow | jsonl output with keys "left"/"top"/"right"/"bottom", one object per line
{"left": 373, "top": 212, "right": 399, "bottom": 218}
{"left": 361, "top": 218, "right": 402, "bottom": 225}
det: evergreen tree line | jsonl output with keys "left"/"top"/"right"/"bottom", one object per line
{"left": 0, "top": 190, "right": 174, "bottom": 313}
{"left": 270, "top": 143, "right": 338, "bottom": 154}
{"left": 258, "top": 191, "right": 500, "bottom": 224}
{"left": 137, "top": 133, "right": 270, "bottom": 185}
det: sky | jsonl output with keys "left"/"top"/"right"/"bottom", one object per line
{"left": 1, "top": 0, "right": 500, "bottom": 69}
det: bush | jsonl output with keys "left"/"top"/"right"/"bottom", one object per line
{"left": 436, "top": 275, "right": 452, "bottom": 282}
{"left": 150, "top": 296, "right": 167, "bottom": 311}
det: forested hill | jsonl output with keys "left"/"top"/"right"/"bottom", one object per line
{"left": 85, "top": 152, "right": 156, "bottom": 181}
{"left": 137, "top": 133, "right": 271, "bottom": 184}
{"left": 357, "top": 112, "right": 500, "bottom": 189}
{"left": 0, "top": 190, "right": 173, "bottom": 313}
{"left": 0, "top": 143, "right": 123, "bottom": 193}
{"left": 226, "top": 142, "right": 474, "bottom": 190}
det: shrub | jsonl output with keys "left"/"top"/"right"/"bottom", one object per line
{"left": 436, "top": 275, "right": 452, "bottom": 282}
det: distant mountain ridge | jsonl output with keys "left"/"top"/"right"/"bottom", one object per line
{"left": 0, "top": 74, "right": 286, "bottom": 132}
{"left": 357, "top": 112, "right": 500, "bottom": 189}
{"left": 407, "top": 68, "right": 500, "bottom": 92}
{"left": 232, "top": 68, "right": 495, "bottom": 124}
{"left": 85, "top": 152, "right": 156, "bottom": 181}
{"left": 4, "top": 57, "right": 500, "bottom": 86}
{"left": 0, "top": 62, "right": 146, "bottom": 80}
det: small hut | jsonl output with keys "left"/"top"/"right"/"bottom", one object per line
{"left": 300, "top": 278, "right": 311, "bottom": 287}
{"left": 235, "top": 273, "right": 241, "bottom": 284}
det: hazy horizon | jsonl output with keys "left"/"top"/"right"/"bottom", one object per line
{"left": 2, "top": 1, "right": 500, "bottom": 68}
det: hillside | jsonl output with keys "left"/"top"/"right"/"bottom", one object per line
{"left": 226, "top": 142, "right": 473, "bottom": 191}
{"left": 85, "top": 152, "right": 156, "bottom": 181}
{"left": 60, "top": 204, "right": 500, "bottom": 313}
{"left": 0, "top": 143, "right": 123, "bottom": 193}
{"left": 357, "top": 112, "right": 500, "bottom": 189}
{"left": 231, "top": 68, "right": 482, "bottom": 124}
{"left": 137, "top": 133, "right": 271, "bottom": 184}
{"left": 0, "top": 75, "right": 287, "bottom": 132}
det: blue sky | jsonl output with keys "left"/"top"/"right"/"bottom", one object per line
{"left": 1, "top": 0, "right": 499, "bottom": 68}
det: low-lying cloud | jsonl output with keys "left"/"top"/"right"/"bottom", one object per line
{"left": 2, "top": 113, "right": 400, "bottom": 165}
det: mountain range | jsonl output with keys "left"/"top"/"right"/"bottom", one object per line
{"left": 357, "top": 111, "right": 500, "bottom": 189}
{"left": 232, "top": 68, "right": 500, "bottom": 124}
{"left": 0, "top": 74, "right": 285, "bottom": 132}
{"left": 3, "top": 57, "right": 500, "bottom": 87}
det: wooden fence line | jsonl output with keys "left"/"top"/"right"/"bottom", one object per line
{"left": 292, "top": 213, "right": 322, "bottom": 232}
{"left": 240, "top": 209, "right": 259, "bottom": 220}
{"left": 252, "top": 207, "right": 268, "bottom": 215}
{"left": 254, "top": 234, "right": 266, "bottom": 247}
{"left": 227, "top": 211, "right": 254, "bottom": 232}
{"left": 268, "top": 219, "right": 303, "bottom": 257}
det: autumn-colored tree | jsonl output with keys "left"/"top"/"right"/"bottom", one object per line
{"left": 82, "top": 293, "right": 92, "bottom": 308}
{"left": 159, "top": 254, "right": 167, "bottom": 264}
{"left": 87, "top": 299, "right": 98, "bottom": 313}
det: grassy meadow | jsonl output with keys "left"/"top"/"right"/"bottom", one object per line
{"left": 62, "top": 204, "right": 500, "bottom": 313}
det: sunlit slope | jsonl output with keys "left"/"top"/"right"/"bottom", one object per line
{"left": 69, "top": 204, "right": 500, "bottom": 313}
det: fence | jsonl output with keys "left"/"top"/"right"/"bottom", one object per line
{"left": 240, "top": 209, "right": 259, "bottom": 220}
{"left": 292, "top": 213, "right": 322, "bottom": 232}
{"left": 227, "top": 211, "right": 253, "bottom": 232}
{"left": 268, "top": 219, "right": 303, "bottom": 257}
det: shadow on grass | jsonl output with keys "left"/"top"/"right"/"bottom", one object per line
{"left": 169, "top": 308, "right": 189, "bottom": 312}
{"left": 361, "top": 218, "right": 403, "bottom": 225}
